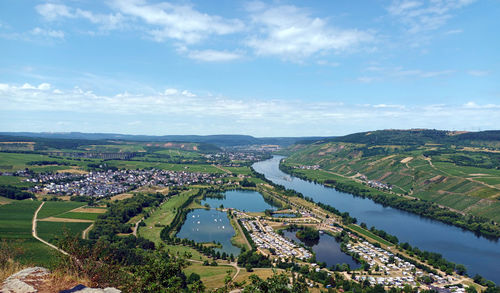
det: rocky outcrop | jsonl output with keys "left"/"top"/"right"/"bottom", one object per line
{"left": 1, "top": 267, "right": 49, "bottom": 293}
{"left": 1, "top": 267, "right": 121, "bottom": 293}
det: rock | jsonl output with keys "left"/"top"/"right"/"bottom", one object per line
{"left": 1, "top": 267, "right": 50, "bottom": 293}
{"left": 59, "top": 285, "right": 121, "bottom": 293}
{"left": 2, "top": 268, "right": 121, "bottom": 293}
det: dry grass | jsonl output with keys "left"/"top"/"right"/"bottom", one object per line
{"left": 39, "top": 217, "right": 93, "bottom": 223}
{"left": 400, "top": 157, "right": 413, "bottom": 163}
{"left": 57, "top": 167, "right": 88, "bottom": 175}
{"left": 0, "top": 260, "right": 26, "bottom": 282}
{"left": 233, "top": 268, "right": 283, "bottom": 284}
{"left": 109, "top": 193, "right": 133, "bottom": 201}
{"left": 37, "top": 271, "right": 91, "bottom": 293}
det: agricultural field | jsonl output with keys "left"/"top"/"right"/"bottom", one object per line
{"left": 54, "top": 212, "right": 101, "bottom": 221}
{"left": 36, "top": 201, "right": 87, "bottom": 219}
{"left": 37, "top": 221, "right": 92, "bottom": 245}
{"left": 105, "top": 160, "right": 224, "bottom": 173}
{"left": 0, "top": 200, "right": 56, "bottom": 266}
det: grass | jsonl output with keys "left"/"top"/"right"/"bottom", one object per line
{"left": 0, "top": 175, "right": 35, "bottom": 187}
{"left": 139, "top": 189, "right": 199, "bottom": 244}
{"left": 37, "top": 201, "right": 87, "bottom": 219}
{"left": 37, "top": 221, "right": 91, "bottom": 244}
{"left": 347, "top": 224, "right": 394, "bottom": 247}
{"left": 233, "top": 268, "right": 283, "bottom": 284}
{"left": 184, "top": 262, "right": 235, "bottom": 289}
{"left": 164, "top": 244, "right": 209, "bottom": 261}
{"left": 0, "top": 152, "right": 101, "bottom": 173}
{"left": 0, "top": 200, "right": 57, "bottom": 266}
{"left": 229, "top": 216, "right": 251, "bottom": 250}
{"left": 0, "top": 195, "right": 13, "bottom": 205}
{"left": 54, "top": 212, "right": 100, "bottom": 221}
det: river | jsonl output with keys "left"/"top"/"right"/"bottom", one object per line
{"left": 252, "top": 156, "right": 500, "bottom": 284}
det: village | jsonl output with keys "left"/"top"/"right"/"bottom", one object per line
{"left": 24, "top": 169, "right": 229, "bottom": 197}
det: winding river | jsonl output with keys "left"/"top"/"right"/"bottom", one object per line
{"left": 252, "top": 156, "right": 500, "bottom": 284}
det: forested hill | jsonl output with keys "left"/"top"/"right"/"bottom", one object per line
{"left": 0, "top": 132, "right": 327, "bottom": 147}
{"left": 316, "top": 129, "right": 500, "bottom": 148}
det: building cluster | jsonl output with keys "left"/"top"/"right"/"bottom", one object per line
{"left": 366, "top": 180, "right": 392, "bottom": 190}
{"left": 241, "top": 218, "right": 312, "bottom": 260}
{"left": 294, "top": 165, "right": 320, "bottom": 170}
{"left": 203, "top": 151, "right": 268, "bottom": 166}
{"left": 46, "top": 152, "right": 135, "bottom": 160}
{"left": 348, "top": 241, "right": 454, "bottom": 288}
{"left": 26, "top": 169, "right": 228, "bottom": 197}
{"left": 0, "top": 169, "right": 31, "bottom": 177}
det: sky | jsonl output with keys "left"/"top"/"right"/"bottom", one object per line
{"left": 1, "top": 0, "right": 499, "bottom": 137}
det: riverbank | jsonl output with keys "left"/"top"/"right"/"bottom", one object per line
{"left": 252, "top": 156, "right": 500, "bottom": 285}
{"left": 279, "top": 161, "right": 500, "bottom": 239}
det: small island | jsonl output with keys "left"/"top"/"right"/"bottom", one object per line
{"left": 295, "top": 226, "right": 320, "bottom": 242}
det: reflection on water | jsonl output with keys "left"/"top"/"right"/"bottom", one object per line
{"left": 253, "top": 156, "right": 500, "bottom": 284}
{"left": 283, "top": 230, "right": 359, "bottom": 269}
{"left": 176, "top": 209, "right": 240, "bottom": 256}
{"left": 201, "top": 189, "right": 277, "bottom": 212}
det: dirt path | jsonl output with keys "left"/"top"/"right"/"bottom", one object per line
{"left": 82, "top": 223, "right": 94, "bottom": 239}
{"left": 39, "top": 217, "right": 93, "bottom": 223}
{"left": 32, "top": 202, "right": 69, "bottom": 256}
{"left": 132, "top": 217, "right": 144, "bottom": 237}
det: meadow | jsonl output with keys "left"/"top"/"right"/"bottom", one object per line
{"left": 139, "top": 189, "right": 199, "bottom": 244}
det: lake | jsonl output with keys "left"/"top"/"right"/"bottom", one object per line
{"left": 253, "top": 156, "right": 500, "bottom": 284}
{"left": 176, "top": 209, "right": 240, "bottom": 256}
{"left": 283, "top": 230, "right": 360, "bottom": 269}
{"left": 201, "top": 189, "right": 277, "bottom": 212}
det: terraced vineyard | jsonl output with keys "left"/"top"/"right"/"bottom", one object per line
{"left": 284, "top": 130, "right": 500, "bottom": 224}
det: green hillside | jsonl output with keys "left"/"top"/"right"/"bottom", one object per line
{"left": 283, "top": 130, "right": 500, "bottom": 226}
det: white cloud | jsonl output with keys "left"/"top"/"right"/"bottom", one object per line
{"left": 31, "top": 27, "right": 64, "bottom": 39}
{"left": 468, "top": 70, "right": 489, "bottom": 77}
{"left": 187, "top": 50, "right": 243, "bottom": 62}
{"left": 36, "top": 3, "right": 124, "bottom": 30}
{"left": 245, "top": 3, "right": 373, "bottom": 59}
{"left": 388, "top": 0, "right": 476, "bottom": 33}
{"left": 36, "top": 3, "right": 73, "bottom": 21}
{"left": 2, "top": 82, "right": 499, "bottom": 136}
{"left": 110, "top": 0, "right": 244, "bottom": 44}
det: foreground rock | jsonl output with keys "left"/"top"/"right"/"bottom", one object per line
{"left": 1, "top": 267, "right": 49, "bottom": 293}
{"left": 1, "top": 267, "right": 121, "bottom": 293}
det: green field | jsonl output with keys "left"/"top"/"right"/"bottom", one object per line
{"left": 55, "top": 212, "right": 100, "bottom": 221}
{"left": 0, "top": 200, "right": 56, "bottom": 266}
{"left": 347, "top": 224, "right": 394, "bottom": 247}
{"left": 37, "top": 221, "right": 91, "bottom": 244}
{"left": 106, "top": 160, "right": 224, "bottom": 173}
{"left": 37, "top": 201, "right": 87, "bottom": 219}
{"left": 139, "top": 189, "right": 199, "bottom": 243}
{"left": 0, "top": 152, "right": 103, "bottom": 173}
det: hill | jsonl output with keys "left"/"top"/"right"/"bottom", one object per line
{"left": 283, "top": 129, "right": 500, "bottom": 234}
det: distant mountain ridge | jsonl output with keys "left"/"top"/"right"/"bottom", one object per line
{"left": 0, "top": 132, "right": 328, "bottom": 147}
{"left": 314, "top": 129, "right": 500, "bottom": 146}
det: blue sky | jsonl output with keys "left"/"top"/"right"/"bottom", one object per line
{"left": 1, "top": 0, "right": 499, "bottom": 137}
